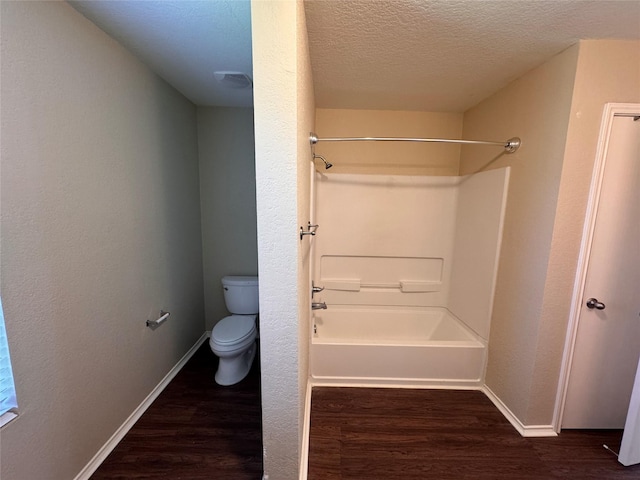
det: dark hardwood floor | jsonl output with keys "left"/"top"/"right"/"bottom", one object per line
{"left": 308, "top": 387, "right": 640, "bottom": 480}
{"left": 91, "top": 347, "right": 639, "bottom": 480}
{"left": 91, "top": 341, "right": 263, "bottom": 479}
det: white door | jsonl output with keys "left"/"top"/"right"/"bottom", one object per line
{"left": 562, "top": 113, "right": 640, "bottom": 429}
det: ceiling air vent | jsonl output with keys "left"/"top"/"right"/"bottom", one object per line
{"left": 213, "top": 71, "right": 252, "bottom": 89}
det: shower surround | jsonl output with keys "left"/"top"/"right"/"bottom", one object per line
{"left": 310, "top": 168, "right": 510, "bottom": 387}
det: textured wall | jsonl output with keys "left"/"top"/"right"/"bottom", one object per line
{"left": 533, "top": 40, "right": 640, "bottom": 426}
{"left": 198, "top": 107, "right": 257, "bottom": 331}
{"left": 460, "top": 44, "right": 580, "bottom": 424}
{"left": 314, "top": 109, "right": 463, "bottom": 175}
{"left": 0, "top": 3, "right": 204, "bottom": 479}
{"left": 461, "top": 40, "right": 640, "bottom": 427}
{"left": 296, "top": 0, "right": 315, "bottom": 451}
{"left": 252, "top": 0, "right": 314, "bottom": 478}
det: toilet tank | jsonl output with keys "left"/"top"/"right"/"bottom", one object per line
{"left": 221, "top": 276, "right": 259, "bottom": 314}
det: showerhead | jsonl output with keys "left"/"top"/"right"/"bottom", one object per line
{"left": 314, "top": 154, "right": 333, "bottom": 170}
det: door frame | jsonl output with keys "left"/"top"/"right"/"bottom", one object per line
{"left": 553, "top": 103, "right": 640, "bottom": 432}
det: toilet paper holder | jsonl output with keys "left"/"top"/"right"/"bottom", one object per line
{"left": 146, "top": 310, "right": 170, "bottom": 328}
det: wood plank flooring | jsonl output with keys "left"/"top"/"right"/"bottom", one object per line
{"left": 90, "top": 346, "right": 639, "bottom": 480}
{"left": 90, "top": 341, "right": 263, "bottom": 479}
{"left": 308, "top": 387, "right": 640, "bottom": 480}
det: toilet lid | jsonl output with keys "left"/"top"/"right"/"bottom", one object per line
{"left": 211, "top": 315, "right": 256, "bottom": 345}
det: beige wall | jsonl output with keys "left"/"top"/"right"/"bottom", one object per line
{"left": 532, "top": 40, "right": 640, "bottom": 425}
{"left": 461, "top": 40, "right": 640, "bottom": 426}
{"left": 198, "top": 107, "right": 257, "bottom": 330}
{"left": 251, "top": 0, "right": 314, "bottom": 477}
{"left": 460, "top": 44, "right": 580, "bottom": 424}
{"left": 0, "top": 3, "right": 204, "bottom": 479}
{"left": 315, "top": 109, "right": 463, "bottom": 175}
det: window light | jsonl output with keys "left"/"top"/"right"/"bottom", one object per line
{"left": 0, "top": 296, "right": 18, "bottom": 427}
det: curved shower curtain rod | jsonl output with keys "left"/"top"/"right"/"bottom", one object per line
{"left": 309, "top": 132, "right": 521, "bottom": 154}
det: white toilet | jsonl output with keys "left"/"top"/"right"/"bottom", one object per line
{"left": 209, "top": 275, "right": 259, "bottom": 386}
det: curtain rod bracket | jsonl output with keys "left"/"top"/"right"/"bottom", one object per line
{"left": 505, "top": 137, "right": 521, "bottom": 154}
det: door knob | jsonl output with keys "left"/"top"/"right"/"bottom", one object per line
{"left": 586, "top": 298, "right": 606, "bottom": 310}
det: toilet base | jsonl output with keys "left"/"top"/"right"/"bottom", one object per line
{"left": 214, "top": 341, "right": 256, "bottom": 386}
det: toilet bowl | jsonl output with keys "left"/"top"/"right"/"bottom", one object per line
{"left": 210, "top": 276, "right": 259, "bottom": 386}
{"left": 210, "top": 314, "right": 257, "bottom": 386}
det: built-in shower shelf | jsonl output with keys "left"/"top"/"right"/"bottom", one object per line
{"left": 322, "top": 279, "right": 441, "bottom": 293}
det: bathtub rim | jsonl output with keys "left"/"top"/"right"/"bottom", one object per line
{"left": 311, "top": 305, "right": 487, "bottom": 347}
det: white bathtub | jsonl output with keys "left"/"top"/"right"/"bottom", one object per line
{"left": 310, "top": 306, "right": 487, "bottom": 387}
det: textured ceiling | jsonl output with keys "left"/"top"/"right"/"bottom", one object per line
{"left": 69, "top": 0, "right": 640, "bottom": 111}
{"left": 305, "top": 0, "right": 640, "bottom": 112}
{"left": 69, "top": 0, "right": 253, "bottom": 107}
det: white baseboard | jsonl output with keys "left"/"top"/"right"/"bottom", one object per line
{"left": 299, "top": 380, "right": 312, "bottom": 480}
{"left": 482, "top": 385, "right": 557, "bottom": 437}
{"left": 74, "top": 332, "right": 210, "bottom": 480}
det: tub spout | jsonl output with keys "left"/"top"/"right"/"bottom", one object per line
{"left": 312, "top": 302, "right": 327, "bottom": 310}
